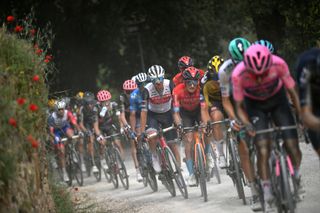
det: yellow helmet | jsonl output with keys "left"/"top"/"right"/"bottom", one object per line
{"left": 76, "top": 91, "right": 84, "bottom": 99}
{"left": 207, "top": 55, "right": 224, "bottom": 73}
{"left": 47, "top": 98, "right": 57, "bottom": 108}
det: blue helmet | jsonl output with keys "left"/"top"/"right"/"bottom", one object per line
{"left": 254, "top": 39, "right": 274, "bottom": 53}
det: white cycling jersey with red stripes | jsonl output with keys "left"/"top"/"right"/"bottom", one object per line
{"left": 144, "top": 79, "right": 172, "bottom": 113}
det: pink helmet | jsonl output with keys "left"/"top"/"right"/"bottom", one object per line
{"left": 123, "top": 80, "right": 137, "bottom": 91}
{"left": 244, "top": 44, "right": 272, "bottom": 75}
{"left": 97, "top": 90, "right": 112, "bottom": 102}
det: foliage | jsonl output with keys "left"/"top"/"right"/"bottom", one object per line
{"left": 50, "top": 183, "right": 74, "bottom": 213}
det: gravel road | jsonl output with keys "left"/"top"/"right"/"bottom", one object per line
{"left": 72, "top": 141, "right": 320, "bottom": 213}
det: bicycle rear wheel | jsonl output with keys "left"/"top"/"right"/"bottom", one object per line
{"left": 207, "top": 143, "right": 221, "bottom": 184}
{"left": 114, "top": 147, "right": 129, "bottom": 190}
{"left": 71, "top": 149, "right": 83, "bottom": 186}
{"left": 196, "top": 143, "right": 208, "bottom": 202}
{"left": 229, "top": 138, "right": 246, "bottom": 205}
{"left": 165, "top": 146, "right": 188, "bottom": 199}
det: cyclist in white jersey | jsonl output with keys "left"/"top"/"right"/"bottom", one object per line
{"left": 219, "top": 38, "right": 261, "bottom": 210}
{"left": 140, "top": 65, "right": 180, "bottom": 172}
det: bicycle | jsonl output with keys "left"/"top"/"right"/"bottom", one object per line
{"left": 255, "top": 125, "right": 299, "bottom": 213}
{"left": 103, "top": 132, "right": 129, "bottom": 190}
{"left": 61, "top": 135, "right": 83, "bottom": 186}
{"left": 182, "top": 123, "right": 209, "bottom": 202}
{"left": 147, "top": 125, "right": 188, "bottom": 199}
{"left": 224, "top": 123, "right": 247, "bottom": 205}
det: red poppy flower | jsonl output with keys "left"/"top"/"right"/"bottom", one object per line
{"left": 16, "top": 98, "right": 26, "bottom": 105}
{"left": 14, "top": 25, "right": 23, "bottom": 33}
{"left": 44, "top": 59, "right": 50, "bottom": 63}
{"left": 35, "top": 48, "right": 43, "bottom": 56}
{"left": 45, "top": 55, "right": 53, "bottom": 61}
{"left": 29, "top": 104, "right": 38, "bottom": 112}
{"left": 29, "top": 29, "right": 36, "bottom": 36}
{"left": 6, "top": 16, "right": 15, "bottom": 22}
{"left": 33, "top": 75, "right": 40, "bottom": 82}
{"left": 27, "top": 135, "right": 39, "bottom": 148}
{"left": 8, "top": 117, "right": 17, "bottom": 127}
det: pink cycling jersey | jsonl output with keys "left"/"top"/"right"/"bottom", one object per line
{"left": 232, "top": 55, "right": 295, "bottom": 101}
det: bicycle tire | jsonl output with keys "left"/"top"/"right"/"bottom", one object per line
{"left": 103, "top": 151, "right": 112, "bottom": 183}
{"left": 83, "top": 136, "right": 92, "bottom": 177}
{"left": 93, "top": 142, "right": 102, "bottom": 182}
{"left": 108, "top": 148, "right": 119, "bottom": 188}
{"left": 114, "top": 147, "right": 129, "bottom": 190}
{"left": 142, "top": 143, "right": 157, "bottom": 192}
{"left": 196, "top": 143, "right": 208, "bottom": 202}
{"left": 66, "top": 153, "right": 73, "bottom": 186}
{"left": 71, "top": 149, "right": 83, "bottom": 186}
{"left": 137, "top": 146, "right": 148, "bottom": 187}
{"left": 207, "top": 143, "right": 221, "bottom": 184}
{"left": 158, "top": 147, "right": 176, "bottom": 197}
{"left": 280, "top": 154, "right": 295, "bottom": 212}
{"left": 165, "top": 146, "right": 188, "bottom": 199}
{"left": 269, "top": 154, "right": 282, "bottom": 213}
{"left": 229, "top": 138, "right": 246, "bottom": 205}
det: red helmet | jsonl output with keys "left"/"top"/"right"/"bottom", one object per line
{"left": 96, "top": 90, "right": 112, "bottom": 102}
{"left": 123, "top": 80, "right": 137, "bottom": 91}
{"left": 182, "top": 66, "right": 200, "bottom": 80}
{"left": 178, "top": 56, "right": 194, "bottom": 71}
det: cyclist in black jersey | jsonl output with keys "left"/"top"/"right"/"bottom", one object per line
{"left": 296, "top": 48, "right": 320, "bottom": 157}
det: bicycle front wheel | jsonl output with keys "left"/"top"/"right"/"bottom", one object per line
{"left": 159, "top": 147, "right": 176, "bottom": 197}
{"left": 207, "top": 143, "right": 221, "bottom": 184}
{"left": 93, "top": 142, "right": 102, "bottom": 182}
{"left": 165, "top": 146, "right": 188, "bottom": 199}
{"left": 229, "top": 138, "right": 246, "bottom": 205}
{"left": 196, "top": 143, "right": 207, "bottom": 202}
{"left": 71, "top": 149, "right": 83, "bottom": 186}
{"left": 114, "top": 147, "right": 129, "bottom": 190}
{"left": 280, "top": 154, "right": 295, "bottom": 212}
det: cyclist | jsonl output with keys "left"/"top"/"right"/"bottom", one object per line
{"left": 201, "top": 57, "right": 226, "bottom": 168}
{"left": 172, "top": 67, "right": 211, "bottom": 186}
{"left": 79, "top": 91, "right": 106, "bottom": 174}
{"left": 48, "top": 99, "right": 85, "bottom": 182}
{"left": 254, "top": 39, "right": 275, "bottom": 53}
{"left": 232, "top": 44, "right": 302, "bottom": 211}
{"left": 296, "top": 47, "right": 320, "bottom": 157}
{"left": 140, "top": 65, "right": 180, "bottom": 173}
{"left": 218, "top": 37, "right": 261, "bottom": 210}
{"left": 129, "top": 73, "right": 148, "bottom": 182}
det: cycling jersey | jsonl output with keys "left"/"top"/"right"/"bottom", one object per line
{"left": 173, "top": 69, "right": 205, "bottom": 86}
{"left": 218, "top": 59, "right": 235, "bottom": 97}
{"left": 48, "top": 110, "right": 77, "bottom": 130}
{"left": 232, "top": 55, "right": 295, "bottom": 101}
{"left": 172, "top": 83, "right": 203, "bottom": 112}
{"left": 202, "top": 80, "right": 222, "bottom": 107}
{"left": 141, "top": 79, "right": 173, "bottom": 113}
{"left": 119, "top": 93, "right": 130, "bottom": 114}
{"left": 129, "top": 88, "right": 144, "bottom": 116}
{"left": 295, "top": 48, "right": 320, "bottom": 108}
{"left": 79, "top": 104, "right": 99, "bottom": 127}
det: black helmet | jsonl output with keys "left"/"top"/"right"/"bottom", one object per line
{"left": 83, "top": 91, "right": 95, "bottom": 104}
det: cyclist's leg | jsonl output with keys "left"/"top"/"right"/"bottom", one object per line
{"left": 131, "top": 116, "right": 141, "bottom": 168}
{"left": 146, "top": 111, "right": 159, "bottom": 153}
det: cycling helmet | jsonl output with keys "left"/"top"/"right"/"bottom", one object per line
{"left": 244, "top": 44, "right": 272, "bottom": 76}
{"left": 55, "top": 100, "right": 66, "bottom": 110}
{"left": 254, "top": 39, "right": 274, "bottom": 53}
{"left": 48, "top": 99, "right": 56, "bottom": 108}
{"left": 83, "top": 91, "right": 95, "bottom": 103}
{"left": 148, "top": 65, "right": 165, "bottom": 79}
{"left": 228, "top": 37, "right": 251, "bottom": 61}
{"left": 178, "top": 56, "right": 194, "bottom": 72}
{"left": 182, "top": 67, "right": 201, "bottom": 80}
{"left": 76, "top": 91, "right": 84, "bottom": 99}
{"left": 207, "top": 55, "right": 224, "bottom": 73}
{"left": 123, "top": 79, "right": 137, "bottom": 91}
{"left": 97, "top": 90, "right": 112, "bottom": 102}
{"left": 135, "top": 72, "right": 148, "bottom": 83}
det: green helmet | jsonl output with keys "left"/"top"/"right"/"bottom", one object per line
{"left": 228, "top": 38, "right": 251, "bottom": 61}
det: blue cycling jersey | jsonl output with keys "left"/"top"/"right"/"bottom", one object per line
{"left": 129, "top": 88, "right": 144, "bottom": 114}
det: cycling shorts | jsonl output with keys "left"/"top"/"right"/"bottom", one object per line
{"left": 53, "top": 124, "right": 72, "bottom": 145}
{"left": 180, "top": 107, "right": 201, "bottom": 128}
{"left": 147, "top": 110, "right": 177, "bottom": 142}
{"left": 244, "top": 87, "right": 298, "bottom": 142}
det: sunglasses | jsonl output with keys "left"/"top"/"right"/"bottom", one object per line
{"left": 151, "top": 77, "right": 164, "bottom": 84}
{"left": 185, "top": 80, "right": 199, "bottom": 87}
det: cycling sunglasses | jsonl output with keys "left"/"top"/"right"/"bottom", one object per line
{"left": 185, "top": 80, "right": 199, "bottom": 87}
{"left": 151, "top": 77, "right": 164, "bottom": 84}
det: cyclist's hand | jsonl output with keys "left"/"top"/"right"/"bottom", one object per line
{"left": 54, "top": 136, "right": 61, "bottom": 143}
{"left": 138, "top": 131, "right": 147, "bottom": 142}
{"left": 96, "top": 135, "right": 105, "bottom": 145}
{"left": 245, "top": 123, "right": 256, "bottom": 137}
{"left": 230, "top": 119, "right": 241, "bottom": 131}
{"left": 177, "top": 124, "right": 184, "bottom": 135}
{"left": 78, "top": 131, "right": 84, "bottom": 138}
{"left": 120, "top": 127, "right": 125, "bottom": 135}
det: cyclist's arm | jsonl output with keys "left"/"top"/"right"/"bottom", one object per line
{"left": 130, "top": 111, "right": 136, "bottom": 131}
{"left": 301, "top": 105, "right": 320, "bottom": 131}
{"left": 93, "top": 119, "right": 102, "bottom": 137}
{"left": 235, "top": 100, "right": 250, "bottom": 126}
{"left": 140, "top": 89, "right": 149, "bottom": 132}
{"left": 221, "top": 96, "right": 237, "bottom": 120}
{"left": 200, "top": 94, "right": 210, "bottom": 124}
{"left": 67, "top": 110, "right": 81, "bottom": 131}
{"left": 172, "top": 89, "right": 182, "bottom": 125}
{"left": 286, "top": 87, "right": 301, "bottom": 118}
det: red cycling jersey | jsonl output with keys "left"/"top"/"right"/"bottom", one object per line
{"left": 173, "top": 69, "right": 205, "bottom": 86}
{"left": 173, "top": 83, "right": 204, "bottom": 112}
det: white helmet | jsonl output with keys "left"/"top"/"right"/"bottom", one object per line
{"left": 147, "top": 65, "right": 165, "bottom": 79}
{"left": 131, "top": 75, "right": 137, "bottom": 81}
{"left": 56, "top": 100, "right": 66, "bottom": 110}
{"left": 135, "top": 72, "right": 148, "bottom": 83}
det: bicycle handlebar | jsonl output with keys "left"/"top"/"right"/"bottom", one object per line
{"left": 255, "top": 125, "right": 297, "bottom": 135}
{"left": 147, "top": 125, "right": 175, "bottom": 139}
{"left": 61, "top": 135, "right": 80, "bottom": 142}
{"left": 104, "top": 132, "right": 122, "bottom": 139}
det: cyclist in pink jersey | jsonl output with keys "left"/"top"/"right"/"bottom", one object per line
{"left": 232, "top": 44, "right": 302, "bottom": 211}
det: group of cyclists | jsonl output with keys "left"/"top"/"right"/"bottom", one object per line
{"left": 47, "top": 37, "right": 320, "bottom": 213}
